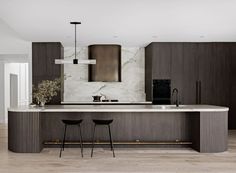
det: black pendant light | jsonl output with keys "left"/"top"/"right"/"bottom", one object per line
{"left": 55, "top": 22, "right": 96, "bottom": 65}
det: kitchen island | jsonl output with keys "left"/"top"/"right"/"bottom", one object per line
{"left": 8, "top": 105, "right": 228, "bottom": 153}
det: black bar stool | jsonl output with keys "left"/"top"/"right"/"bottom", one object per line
{"left": 91, "top": 119, "right": 115, "bottom": 158}
{"left": 59, "top": 119, "right": 83, "bottom": 158}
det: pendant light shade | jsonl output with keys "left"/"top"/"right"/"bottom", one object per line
{"left": 55, "top": 22, "right": 96, "bottom": 65}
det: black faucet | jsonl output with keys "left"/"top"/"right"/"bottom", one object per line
{"left": 172, "top": 88, "right": 179, "bottom": 107}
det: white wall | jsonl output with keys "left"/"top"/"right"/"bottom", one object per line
{"left": 0, "top": 62, "right": 5, "bottom": 123}
{"left": 64, "top": 47, "right": 146, "bottom": 102}
{"left": 0, "top": 18, "right": 31, "bottom": 123}
{"left": 0, "top": 18, "right": 30, "bottom": 54}
{"left": 4, "top": 63, "right": 29, "bottom": 117}
{"left": 4, "top": 63, "right": 29, "bottom": 122}
{"left": 0, "top": 60, "right": 30, "bottom": 124}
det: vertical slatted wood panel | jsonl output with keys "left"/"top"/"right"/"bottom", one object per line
{"left": 152, "top": 43, "right": 171, "bottom": 79}
{"left": 41, "top": 112, "right": 191, "bottom": 142}
{"left": 8, "top": 111, "right": 228, "bottom": 153}
{"left": 191, "top": 112, "right": 228, "bottom": 153}
{"left": 170, "top": 43, "right": 184, "bottom": 104}
{"left": 8, "top": 111, "right": 43, "bottom": 153}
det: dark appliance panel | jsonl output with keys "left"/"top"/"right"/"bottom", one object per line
{"left": 153, "top": 79, "right": 171, "bottom": 104}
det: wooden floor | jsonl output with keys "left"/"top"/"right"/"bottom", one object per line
{"left": 1, "top": 124, "right": 236, "bottom": 173}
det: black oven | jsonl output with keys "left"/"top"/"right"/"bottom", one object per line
{"left": 152, "top": 79, "right": 171, "bottom": 105}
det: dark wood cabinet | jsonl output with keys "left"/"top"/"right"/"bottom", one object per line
{"left": 211, "top": 43, "right": 231, "bottom": 106}
{"left": 32, "top": 42, "right": 64, "bottom": 104}
{"left": 182, "top": 43, "right": 199, "bottom": 104}
{"left": 197, "top": 43, "right": 214, "bottom": 104}
{"left": 145, "top": 42, "right": 198, "bottom": 104}
{"left": 229, "top": 43, "right": 236, "bottom": 129}
{"left": 152, "top": 43, "right": 171, "bottom": 79}
{"left": 170, "top": 43, "right": 184, "bottom": 104}
{"left": 196, "top": 43, "right": 230, "bottom": 106}
{"left": 145, "top": 44, "right": 153, "bottom": 101}
{"left": 145, "top": 42, "right": 236, "bottom": 129}
{"left": 145, "top": 43, "right": 173, "bottom": 101}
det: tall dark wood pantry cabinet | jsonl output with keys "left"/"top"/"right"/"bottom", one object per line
{"left": 32, "top": 42, "right": 64, "bottom": 104}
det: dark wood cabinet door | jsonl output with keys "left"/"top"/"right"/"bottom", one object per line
{"left": 152, "top": 43, "right": 171, "bottom": 79}
{"left": 32, "top": 43, "right": 47, "bottom": 77}
{"left": 211, "top": 43, "right": 231, "bottom": 106}
{"left": 33, "top": 43, "right": 62, "bottom": 81}
{"left": 145, "top": 44, "right": 153, "bottom": 101}
{"left": 197, "top": 43, "right": 214, "bottom": 104}
{"left": 170, "top": 43, "right": 184, "bottom": 104}
{"left": 230, "top": 43, "right": 236, "bottom": 129}
{"left": 46, "top": 43, "right": 61, "bottom": 76}
{"left": 182, "top": 43, "right": 198, "bottom": 104}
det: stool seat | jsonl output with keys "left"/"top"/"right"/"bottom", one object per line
{"left": 62, "top": 119, "right": 83, "bottom": 125}
{"left": 93, "top": 119, "right": 113, "bottom": 125}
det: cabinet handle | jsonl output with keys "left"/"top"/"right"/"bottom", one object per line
{"left": 196, "top": 81, "right": 199, "bottom": 104}
{"left": 199, "top": 81, "right": 201, "bottom": 104}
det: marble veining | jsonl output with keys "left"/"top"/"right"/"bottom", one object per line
{"left": 63, "top": 47, "right": 145, "bottom": 102}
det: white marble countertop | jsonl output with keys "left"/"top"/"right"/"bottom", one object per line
{"left": 8, "top": 105, "right": 229, "bottom": 113}
{"left": 61, "top": 101, "right": 152, "bottom": 105}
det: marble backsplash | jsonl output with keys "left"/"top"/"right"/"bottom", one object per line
{"left": 63, "top": 46, "right": 145, "bottom": 102}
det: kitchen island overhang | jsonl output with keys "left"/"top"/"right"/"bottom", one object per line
{"left": 8, "top": 105, "right": 228, "bottom": 153}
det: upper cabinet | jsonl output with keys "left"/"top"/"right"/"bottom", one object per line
{"left": 151, "top": 43, "right": 171, "bottom": 79}
{"left": 88, "top": 45, "right": 121, "bottom": 82}
{"left": 32, "top": 42, "right": 63, "bottom": 78}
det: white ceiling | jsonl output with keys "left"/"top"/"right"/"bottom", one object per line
{"left": 0, "top": 0, "right": 236, "bottom": 47}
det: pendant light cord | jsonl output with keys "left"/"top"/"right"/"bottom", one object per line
{"left": 70, "top": 21, "right": 81, "bottom": 63}
{"left": 75, "top": 23, "right": 77, "bottom": 60}
{"left": 55, "top": 21, "right": 92, "bottom": 65}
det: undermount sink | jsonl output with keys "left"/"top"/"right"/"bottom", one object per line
{"left": 158, "top": 105, "right": 187, "bottom": 109}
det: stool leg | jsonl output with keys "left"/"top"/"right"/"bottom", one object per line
{"left": 62, "top": 125, "right": 67, "bottom": 151}
{"left": 108, "top": 125, "right": 115, "bottom": 158}
{"left": 91, "top": 124, "right": 96, "bottom": 157}
{"left": 78, "top": 124, "right": 83, "bottom": 158}
{"left": 59, "top": 124, "right": 67, "bottom": 158}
